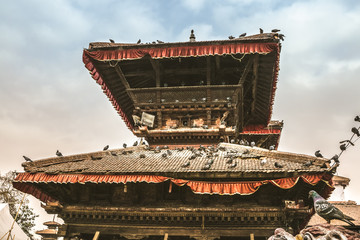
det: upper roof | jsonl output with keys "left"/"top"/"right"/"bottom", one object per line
{"left": 21, "top": 143, "right": 330, "bottom": 179}
{"left": 83, "top": 32, "right": 282, "bottom": 131}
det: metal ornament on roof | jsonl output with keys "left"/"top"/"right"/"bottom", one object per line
{"left": 141, "top": 112, "right": 155, "bottom": 128}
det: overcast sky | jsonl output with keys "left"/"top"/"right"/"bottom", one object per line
{"left": 1, "top": 0, "right": 360, "bottom": 232}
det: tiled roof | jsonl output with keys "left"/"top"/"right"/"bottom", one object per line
{"left": 22, "top": 143, "right": 330, "bottom": 178}
{"left": 308, "top": 201, "right": 360, "bottom": 226}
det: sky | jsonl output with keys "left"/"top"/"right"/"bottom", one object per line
{"left": 1, "top": 0, "right": 360, "bottom": 234}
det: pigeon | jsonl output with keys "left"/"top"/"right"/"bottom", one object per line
{"left": 162, "top": 153, "right": 167, "bottom": 158}
{"left": 109, "top": 39, "right": 115, "bottom": 43}
{"left": 226, "top": 158, "right": 233, "bottom": 164}
{"left": 167, "top": 149, "right": 172, "bottom": 156}
{"left": 239, "top": 140, "right": 245, "bottom": 145}
{"left": 239, "top": 33, "right": 246, "bottom": 37}
{"left": 271, "top": 29, "right": 281, "bottom": 33}
{"left": 56, "top": 150, "right": 63, "bottom": 157}
{"left": 274, "top": 162, "right": 283, "bottom": 168}
{"left": 157, "top": 40, "right": 164, "bottom": 43}
{"left": 111, "top": 152, "right": 117, "bottom": 156}
{"left": 133, "top": 141, "right": 138, "bottom": 146}
{"left": 309, "top": 190, "right": 355, "bottom": 226}
{"left": 260, "top": 158, "right": 267, "bottom": 166}
{"left": 123, "top": 143, "right": 127, "bottom": 148}
{"left": 314, "top": 150, "right": 323, "bottom": 158}
{"left": 351, "top": 127, "right": 360, "bottom": 137}
{"left": 355, "top": 115, "right": 360, "bottom": 122}
{"left": 340, "top": 143, "right": 347, "bottom": 151}
{"left": 181, "top": 161, "right": 190, "bottom": 168}
{"left": 228, "top": 35, "right": 235, "bottom": 39}
{"left": 163, "top": 145, "right": 169, "bottom": 149}
{"left": 250, "top": 141, "right": 256, "bottom": 147}
{"left": 202, "top": 164, "right": 211, "bottom": 170}
{"left": 330, "top": 154, "right": 340, "bottom": 163}
{"left": 278, "top": 34, "right": 285, "bottom": 41}
{"left": 137, "top": 39, "right": 141, "bottom": 44}
{"left": 152, "top": 41, "right": 156, "bottom": 44}
{"left": 139, "top": 154, "right": 146, "bottom": 158}
{"left": 23, "top": 156, "right": 32, "bottom": 162}
{"left": 103, "top": 145, "right": 109, "bottom": 151}
{"left": 259, "top": 28, "right": 264, "bottom": 34}
{"left": 228, "top": 162, "right": 237, "bottom": 168}
{"left": 303, "top": 160, "right": 314, "bottom": 167}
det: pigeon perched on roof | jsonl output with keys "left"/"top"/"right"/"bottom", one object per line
{"left": 181, "top": 161, "right": 190, "bottom": 168}
{"left": 269, "top": 145, "right": 275, "bottom": 151}
{"left": 278, "top": 34, "right": 285, "bottom": 41}
{"left": 271, "top": 29, "right": 281, "bottom": 33}
{"left": 228, "top": 35, "right": 235, "bottom": 39}
{"left": 315, "top": 150, "right": 323, "bottom": 158}
{"left": 157, "top": 40, "right": 164, "bottom": 43}
{"left": 123, "top": 143, "right": 127, "bottom": 148}
{"left": 56, "top": 150, "right": 63, "bottom": 157}
{"left": 202, "top": 164, "right": 211, "bottom": 170}
{"left": 109, "top": 39, "right": 115, "bottom": 43}
{"left": 111, "top": 152, "right": 117, "bottom": 156}
{"left": 351, "top": 127, "right": 360, "bottom": 137}
{"left": 259, "top": 28, "right": 264, "bottom": 34}
{"left": 260, "top": 158, "right": 267, "bottom": 166}
{"left": 228, "top": 162, "right": 237, "bottom": 168}
{"left": 274, "top": 162, "right": 283, "bottom": 168}
{"left": 133, "top": 141, "right": 138, "bottom": 146}
{"left": 309, "top": 190, "right": 355, "bottom": 226}
{"left": 139, "top": 154, "right": 146, "bottom": 158}
{"left": 355, "top": 115, "right": 360, "bottom": 122}
{"left": 23, "top": 155, "right": 32, "bottom": 162}
{"left": 250, "top": 141, "right": 256, "bottom": 147}
{"left": 239, "top": 33, "right": 246, "bottom": 37}
{"left": 303, "top": 160, "right": 314, "bottom": 167}
{"left": 103, "top": 145, "right": 109, "bottom": 151}
{"left": 330, "top": 154, "right": 340, "bottom": 163}
{"left": 137, "top": 39, "right": 141, "bottom": 44}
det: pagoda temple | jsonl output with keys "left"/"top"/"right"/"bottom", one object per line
{"left": 14, "top": 31, "right": 335, "bottom": 240}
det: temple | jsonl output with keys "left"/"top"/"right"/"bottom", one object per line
{"left": 14, "top": 31, "right": 335, "bottom": 240}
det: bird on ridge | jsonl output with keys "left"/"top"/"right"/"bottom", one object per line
{"left": 157, "top": 40, "right": 164, "bottom": 43}
{"left": 56, "top": 150, "right": 63, "bottom": 157}
{"left": 259, "top": 28, "right": 264, "bottom": 34}
{"left": 103, "top": 145, "right": 109, "bottom": 151}
{"left": 23, "top": 156, "right": 32, "bottom": 162}
{"left": 271, "top": 29, "right": 280, "bottom": 33}
{"left": 309, "top": 190, "right": 355, "bottom": 226}
{"left": 123, "top": 143, "right": 127, "bottom": 148}
{"left": 315, "top": 150, "right": 323, "bottom": 158}
{"left": 274, "top": 162, "right": 283, "bottom": 168}
{"left": 137, "top": 39, "right": 141, "bottom": 44}
{"left": 355, "top": 115, "right": 360, "bottom": 122}
{"left": 330, "top": 154, "right": 340, "bottom": 163}
{"left": 228, "top": 35, "right": 235, "bottom": 39}
{"left": 239, "top": 33, "right": 246, "bottom": 37}
{"left": 109, "top": 39, "right": 115, "bottom": 43}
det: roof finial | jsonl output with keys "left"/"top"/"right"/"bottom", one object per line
{"left": 189, "top": 29, "right": 196, "bottom": 42}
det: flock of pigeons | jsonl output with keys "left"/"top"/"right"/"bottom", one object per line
{"left": 228, "top": 28, "right": 285, "bottom": 41}
{"left": 108, "top": 28, "right": 286, "bottom": 46}
{"left": 314, "top": 115, "right": 360, "bottom": 166}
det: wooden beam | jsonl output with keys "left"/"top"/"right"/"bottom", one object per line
{"left": 92, "top": 231, "right": 100, "bottom": 240}
{"left": 149, "top": 58, "right": 161, "bottom": 103}
{"left": 250, "top": 54, "right": 259, "bottom": 114}
{"left": 206, "top": 57, "right": 212, "bottom": 102}
{"left": 238, "top": 55, "right": 254, "bottom": 85}
{"left": 114, "top": 65, "right": 137, "bottom": 103}
{"left": 235, "top": 85, "right": 244, "bottom": 138}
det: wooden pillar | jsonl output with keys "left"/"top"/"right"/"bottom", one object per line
{"left": 250, "top": 233, "right": 255, "bottom": 240}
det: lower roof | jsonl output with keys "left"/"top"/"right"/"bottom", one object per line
{"left": 20, "top": 143, "right": 330, "bottom": 179}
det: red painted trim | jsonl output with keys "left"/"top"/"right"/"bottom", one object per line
{"left": 14, "top": 173, "right": 333, "bottom": 202}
